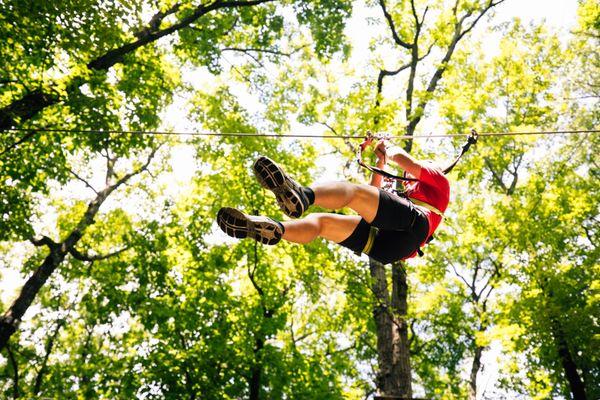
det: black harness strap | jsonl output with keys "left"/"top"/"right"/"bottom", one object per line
{"left": 442, "top": 129, "right": 479, "bottom": 174}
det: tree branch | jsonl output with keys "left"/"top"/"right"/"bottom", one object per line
{"left": 109, "top": 145, "right": 160, "bottom": 191}
{"left": 458, "top": 0, "right": 506, "bottom": 42}
{"left": 133, "top": 3, "right": 183, "bottom": 39}
{"left": 103, "top": 148, "right": 117, "bottom": 185}
{"left": 222, "top": 47, "right": 266, "bottom": 68}
{"left": 377, "top": 63, "right": 412, "bottom": 101}
{"left": 68, "top": 169, "right": 99, "bottom": 195}
{"left": 410, "top": 0, "right": 419, "bottom": 26}
{"left": 325, "top": 342, "right": 356, "bottom": 356}
{"left": 408, "top": 319, "right": 417, "bottom": 346}
{"left": 419, "top": 5, "right": 429, "bottom": 27}
{"left": 406, "top": 0, "right": 505, "bottom": 137}
{"left": 506, "top": 152, "right": 523, "bottom": 195}
{"left": 69, "top": 246, "right": 130, "bottom": 262}
{"left": 0, "top": 129, "right": 40, "bottom": 157}
{"left": 484, "top": 158, "right": 509, "bottom": 193}
{"left": 0, "top": 89, "right": 59, "bottom": 134}
{"left": 5, "top": 344, "right": 19, "bottom": 399}
{"left": 248, "top": 240, "right": 264, "bottom": 296}
{"left": 471, "top": 255, "right": 480, "bottom": 299}
{"left": 582, "top": 225, "right": 596, "bottom": 249}
{"left": 378, "top": 0, "right": 413, "bottom": 49}
{"left": 191, "top": 13, "right": 239, "bottom": 37}
{"left": 0, "top": 78, "right": 18, "bottom": 85}
{"left": 452, "top": 0, "right": 460, "bottom": 17}
{"left": 410, "top": 0, "right": 428, "bottom": 30}
{"left": 420, "top": 41, "right": 435, "bottom": 60}
{"left": 318, "top": 121, "right": 355, "bottom": 155}
{"left": 33, "top": 318, "right": 65, "bottom": 395}
{"left": 0, "top": 146, "right": 159, "bottom": 351}
{"left": 221, "top": 46, "right": 303, "bottom": 58}
{"left": 88, "top": 0, "right": 276, "bottom": 70}
{"left": 1, "top": 0, "right": 275, "bottom": 133}
{"left": 292, "top": 329, "right": 317, "bottom": 345}
{"left": 30, "top": 236, "right": 59, "bottom": 249}
{"left": 446, "top": 256, "right": 471, "bottom": 289}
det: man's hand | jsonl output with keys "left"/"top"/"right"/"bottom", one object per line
{"left": 374, "top": 139, "right": 387, "bottom": 165}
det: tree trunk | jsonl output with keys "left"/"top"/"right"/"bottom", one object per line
{"left": 249, "top": 337, "right": 264, "bottom": 400}
{"left": 0, "top": 187, "right": 110, "bottom": 350}
{"left": 468, "top": 345, "right": 483, "bottom": 400}
{"left": 370, "top": 259, "right": 396, "bottom": 394}
{"left": 370, "top": 1, "right": 505, "bottom": 396}
{"left": 369, "top": 258, "right": 412, "bottom": 398}
{"left": 391, "top": 262, "right": 412, "bottom": 398}
{"left": 0, "top": 246, "right": 68, "bottom": 350}
{"left": 542, "top": 283, "right": 588, "bottom": 400}
{"left": 550, "top": 315, "right": 587, "bottom": 399}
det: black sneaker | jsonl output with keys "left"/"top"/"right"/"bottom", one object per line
{"left": 217, "top": 207, "right": 283, "bottom": 245}
{"left": 253, "top": 156, "right": 309, "bottom": 218}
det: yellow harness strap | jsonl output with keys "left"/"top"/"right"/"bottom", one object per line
{"left": 409, "top": 197, "right": 444, "bottom": 217}
{"left": 362, "top": 226, "right": 378, "bottom": 255}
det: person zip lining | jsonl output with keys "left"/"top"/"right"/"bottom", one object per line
{"left": 217, "top": 131, "right": 477, "bottom": 264}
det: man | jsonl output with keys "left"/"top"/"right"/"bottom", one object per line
{"left": 217, "top": 139, "right": 449, "bottom": 264}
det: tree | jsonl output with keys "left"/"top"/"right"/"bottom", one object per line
{"left": 494, "top": 134, "right": 598, "bottom": 400}
{"left": 287, "top": 0, "right": 506, "bottom": 396}
{"left": 0, "top": 0, "right": 351, "bottom": 351}
{"left": 413, "top": 19, "right": 565, "bottom": 399}
{"left": 1, "top": 86, "right": 372, "bottom": 399}
{"left": 492, "top": 3, "right": 599, "bottom": 397}
{"left": 418, "top": 6, "right": 598, "bottom": 398}
{"left": 2, "top": 1, "right": 596, "bottom": 398}
{"left": 1, "top": 1, "right": 356, "bottom": 398}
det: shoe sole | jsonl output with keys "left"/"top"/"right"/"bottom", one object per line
{"left": 253, "top": 156, "right": 307, "bottom": 218}
{"left": 217, "top": 207, "right": 282, "bottom": 245}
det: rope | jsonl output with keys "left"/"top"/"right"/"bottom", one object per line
{"left": 1, "top": 127, "right": 599, "bottom": 140}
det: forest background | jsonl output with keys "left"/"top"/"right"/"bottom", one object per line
{"left": 0, "top": 0, "right": 598, "bottom": 399}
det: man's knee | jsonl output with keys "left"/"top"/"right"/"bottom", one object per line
{"left": 306, "top": 212, "right": 325, "bottom": 227}
{"left": 308, "top": 212, "right": 340, "bottom": 235}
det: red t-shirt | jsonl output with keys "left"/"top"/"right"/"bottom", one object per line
{"left": 403, "top": 165, "right": 450, "bottom": 243}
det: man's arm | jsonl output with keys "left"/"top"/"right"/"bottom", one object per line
{"left": 384, "top": 144, "right": 423, "bottom": 179}
{"left": 369, "top": 157, "right": 385, "bottom": 188}
{"left": 368, "top": 139, "right": 388, "bottom": 188}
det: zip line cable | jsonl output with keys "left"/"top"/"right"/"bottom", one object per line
{"left": 2, "top": 127, "right": 599, "bottom": 140}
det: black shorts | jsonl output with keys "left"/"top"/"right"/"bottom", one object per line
{"left": 338, "top": 190, "right": 429, "bottom": 264}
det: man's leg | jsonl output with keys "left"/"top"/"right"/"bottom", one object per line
{"left": 253, "top": 157, "right": 380, "bottom": 221}
{"left": 282, "top": 213, "right": 362, "bottom": 244}
{"left": 217, "top": 207, "right": 361, "bottom": 246}
{"left": 310, "top": 182, "right": 380, "bottom": 224}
